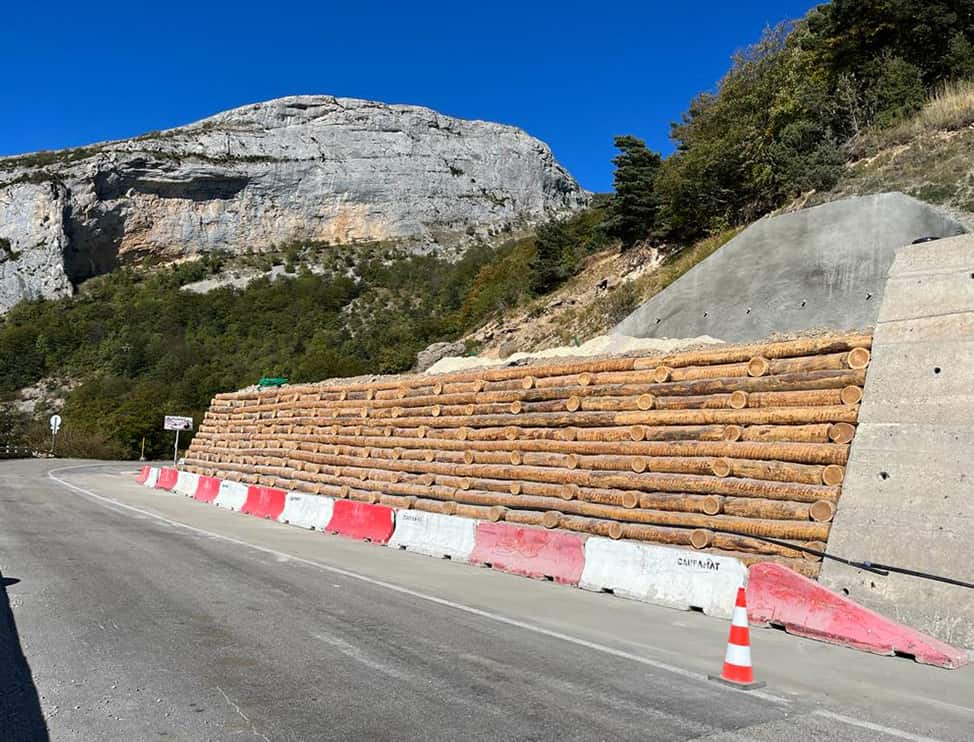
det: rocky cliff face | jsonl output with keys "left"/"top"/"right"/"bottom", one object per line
{"left": 0, "top": 95, "right": 587, "bottom": 313}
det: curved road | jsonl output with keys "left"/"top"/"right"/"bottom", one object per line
{"left": 0, "top": 459, "right": 971, "bottom": 741}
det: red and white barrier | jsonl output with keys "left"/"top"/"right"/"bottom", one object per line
{"left": 326, "top": 500, "right": 395, "bottom": 543}
{"left": 194, "top": 476, "right": 221, "bottom": 503}
{"left": 241, "top": 485, "right": 286, "bottom": 520}
{"left": 214, "top": 480, "right": 248, "bottom": 511}
{"left": 174, "top": 471, "right": 199, "bottom": 497}
{"left": 278, "top": 492, "right": 334, "bottom": 530}
{"left": 747, "top": 562, "right": 969, "bottom": 669}
{"left": 132, "top": 469, "right": 970, "bottom": 665}
{"left": 579, "top": 537, "right": 747, "bottom": 618}
{"left": 155, "top": 467, "right": 179, "bottom": 491}
{"left": 469, "top": 522, "right": 586, "bottom": 584}
{"left": 136, "top": 466, "right": 151, "bottom": 485}
{"left": 389, "top": 510, "right": 477, "bottom": 561}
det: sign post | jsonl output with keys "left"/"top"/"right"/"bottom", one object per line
{"left": 49, "top": 414, "right": 62, "bottom": 456}
{"left": 164, "top": 416, "right": 194, "bottom": 466}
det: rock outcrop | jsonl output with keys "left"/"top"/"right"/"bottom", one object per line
{"left": 0, "top": 95, "right": 587, "bottom": 313}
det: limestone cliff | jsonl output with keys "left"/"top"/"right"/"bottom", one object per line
{"left": 0, "top": 95, "right": 587, "bottom": 312}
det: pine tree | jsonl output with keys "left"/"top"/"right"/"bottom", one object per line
{"left": 530, "top": 219, "right": 572, "bottom": 294}
{"left": 606, "top": 135, "right": 661, "bottom": 248}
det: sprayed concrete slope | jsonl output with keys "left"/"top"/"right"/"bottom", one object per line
{"left": 614, "top": 193, "right": 965, "bottom": 343}
{"left": 820, "top": 233, "right": 974, "bottom": 649}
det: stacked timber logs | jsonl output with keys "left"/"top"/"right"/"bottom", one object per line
{"left": 184, "top": 333, "right": 873, "bottom": 577}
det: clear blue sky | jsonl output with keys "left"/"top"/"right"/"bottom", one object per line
{"left": 3, "top": 1, "right": 820, "bottom": 192}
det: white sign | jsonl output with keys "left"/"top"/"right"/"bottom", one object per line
{"left": 164, "top": 415, "right": 194, "bottom": 431}
{"left": 49, "top": 414, "right": 62, "bottom": 434}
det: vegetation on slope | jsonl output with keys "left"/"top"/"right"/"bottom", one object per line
{"left": 0, "top": 211, "right": 612, "bottom": 458}
{"left": 616, "top": 0, "right": 974, "bottom": 245}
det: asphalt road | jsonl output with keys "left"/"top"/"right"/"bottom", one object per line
{"left": 1, "top": 459, "right": 971, "bottom": 741}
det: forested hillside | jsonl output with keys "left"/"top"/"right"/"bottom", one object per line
{"left": 2, "top": 0, "right": 973, "bottom": 459}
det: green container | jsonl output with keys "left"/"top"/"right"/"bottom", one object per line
{"left": 258, "top": 376, "right": 289, "bottom": 388}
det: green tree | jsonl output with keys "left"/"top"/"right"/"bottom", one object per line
{"left": 944, "top": 31, "right": 974, "bottom": 79}
{"left": 529, "top": 219, "right": 573, "bottom": 294}
{"left": 605, "top": 135, "right": 662, "bottom": 248}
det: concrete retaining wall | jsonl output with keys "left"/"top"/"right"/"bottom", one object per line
{"left": 613, "top": 193, "right": 965, "bottom": 344}
{"left": 819, "top": 234, "right": 974, "bottom": 649}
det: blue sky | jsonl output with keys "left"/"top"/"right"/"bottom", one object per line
{"left": 2, "top": 1, "right": 819, "bottom": 192}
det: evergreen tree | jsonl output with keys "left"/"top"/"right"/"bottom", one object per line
{"left": 530, "top": 219, "right": 573, "bottom": 294}
{"left": 605, "top": 135, "right": 661, "bottom": 248}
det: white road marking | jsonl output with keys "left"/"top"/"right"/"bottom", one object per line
{"left": 49, "top": 464, "right": 788, "bottom": 708}
{"left": 812, "top": 710, "right": 944, "bottom": 742}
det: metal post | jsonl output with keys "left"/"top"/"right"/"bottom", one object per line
{"left": 51, "top": 430, "right": 56, "bottom": 456}
{"left": 173, "top": 429, "right": 180, "bottom": 467}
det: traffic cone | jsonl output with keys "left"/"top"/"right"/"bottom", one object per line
{"left": 709, "top": 586, "right": 766, "bottom": 690}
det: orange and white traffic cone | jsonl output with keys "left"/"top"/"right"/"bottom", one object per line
{"left": 709, "top": 586, "right": 766, "bottom": 690}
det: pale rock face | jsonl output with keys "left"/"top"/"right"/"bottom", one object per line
{"left": 0, "top": 181, "right": 73, "bottom": 311}
{"left": 0, "top": 95, "right": 588, "bottom": 313}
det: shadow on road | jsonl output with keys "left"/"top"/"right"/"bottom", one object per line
{"left": 0, "top": 574, "right": 50, "bottom": 741}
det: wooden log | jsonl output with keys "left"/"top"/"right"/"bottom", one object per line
{"left": 809, "top": 500, "right": 836, "bottom": 522}
{"left": 652, "top": 394, "right": 734, "bottom": 410}
{"left": 828, "top": 422, "right": 856, "bottom": 444}
{"left": 709, "top": 457, "right": 830, "bottom": 485}
{"left": 741, "top": 424, "right": 831, "bottom": 443}
{"left": 742, "top": 389, "right": 848, "bottom": 408}
{"left": 821, "top": 464, "right": 845, "bottom": 486}
{"left": 557, "top": 515, "right": 623, "bottom": 539}
{"left": 613, "top": 405, "right": 860, "bottom": 427}
{"left": 631, "top": 333, "right": 872, "bottom": 370}
{"left": 378, "top": 494, "right": 416, "bottom": 509}
{"left": 454, "top": 504, "right": 506, "bottom": 522}
{"left": 648, "top": 368, "right": 867, "bottom": 398}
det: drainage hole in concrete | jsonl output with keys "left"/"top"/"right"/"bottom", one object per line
{"left": 689, "top": 606, "right": 704, "bottom": 613}
{"left": 879, "top": 471, "right": 889, "bottom": 480}
{"left": 601, "top": 588, "right": 615, "bottom": 595}
{"left": 934, "top": 366, "right": 942, "bottom": 374}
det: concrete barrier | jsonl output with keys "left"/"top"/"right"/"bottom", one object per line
{"left": 579, "top": 538, "right": 746, "bottom": 618}
{"left": 155, "top": 467, "right": 179, "bottom": 490}
{"left": 389, "top": 510, "right": 477, "bottom": 561}
{"left": 214, "top": 480, "right": 248, "bottom": 511}
{"left": 612, "top": 192, "right": 965, "bottom": 344}
{"left": 144, "top": 467, "right": 160, "bottom": 488}
{"left": 326, "top": 500, "right": 395, "bottom": 543}
{"left": 174, "top": 471, "right": 199, "bottom": 497}
{"left": 819, "top": 234, "right": 974, "bottom": 649}
{"left": 135, "top": 466, "right": 150, "bottom": 485}
{"left": 194, "top": 476, "right": 221, "bottom": 503}
{"left": 749, "top": 563, "right": 969, "bottom": 668}
{"left": 469, "top": 523, "right": 586, "bottom": 584}
{"left": 278, "top": 492, "right": 335, "bottom": 530}
{"left": 241, "top": 485, "right": 286, "bottom": 520}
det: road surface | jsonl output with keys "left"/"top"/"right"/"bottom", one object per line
{"left": 1, "top": 459, "right": 971, "bottom": 741}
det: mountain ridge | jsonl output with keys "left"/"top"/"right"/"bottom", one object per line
{"left": 0, "top": 95, "right": 587, "bottom": 313}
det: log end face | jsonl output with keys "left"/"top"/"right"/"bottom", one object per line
{"left": 711, "top": 458, "right": 732, "bottom": 478}
{"left": 542, "top": 511, "right": 561, "bottom": 529}
{"left": 809, "top": 500, "right": 836, "bottom": 522}
{"left": 690, "top": 529, "right": 713, "bottom": 549}
{"left": 728, "top": 390, "right": 748, "bottom": 409}
{"left": 847, "top": 347, "right": 871, "bottom": 370}
{"left": 828, "top": 422, "right": 855, "bottom": 444}
{"left": 747, "top": 356, "right": 770, "bottom": 377}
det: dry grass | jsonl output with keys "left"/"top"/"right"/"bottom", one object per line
{"left": 861, "top": 79, "right": 974, "bottom": 153}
